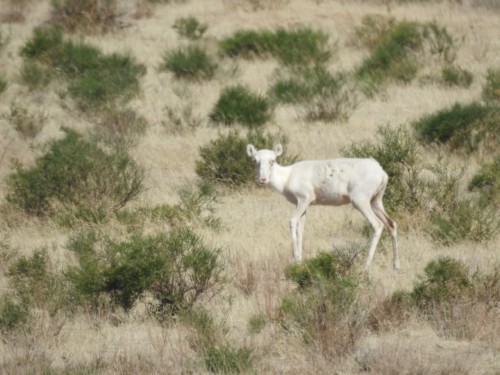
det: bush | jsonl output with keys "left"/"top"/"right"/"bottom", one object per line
{"left": 195, "top": 129, "right": 297, "bottom": 187}
{"left": 6, "top": 128, "right": 144, "bottom": 220}
{"left": 413, "top": 102, "right": 499, "bottom": 152}
{"left": 356, "top": 20, "right": 423, "bottom": 92}
{"left": 160, "top": 46, "right": 217, "bottom": 80}
{"left": 441, "top": 65, "right": 473, "bottom": 87}
{"left": 270, "top": 67, "right": 357, "bottom": 123}
{"left": 67, "top": 229, "right": 225, "bottom": 315}
{"left": 210, "top": 85, "right": 271, "bottom": 128}
{"left": 0, "top": 295, "right": 29, "bottom": 333}
{"left": 7, "top": 250, "right": 67, "bottom": 314}
{"left": 482, "top": 67, "right": 500, "bottom": 102}
{"left": 173, "top": 16, "right": 207, "bottom": 40}
{"left": 21, "top": 26, "right": 146, "bottom": 108}
{"left": 117, "top": 181, "right": 221, "bottom": 231}
{"left": 50, "top": 0, "right": 118, "bottom": 33}
{"left": 280, "top": 250, "right": 364, "bottom": 357}
{"left": 20, "top": 61, "right": 52, "bottom": 90}
{"left": 412, "top": 257, "right": 471, "bottom": 308}
{"left": 354, "top": 18, "right": 458, "bottom": 94}
{"left": 469, "top": 156, "right": 500, "bottom": 206}
{"left": 219, "top": 27, "right": 330, "bottom": 67}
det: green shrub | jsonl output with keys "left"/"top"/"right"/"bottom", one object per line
{"left": 441, "top": 65, "right": 473, "bottom": 87}
{"left": 210, "top": 85, "right": 271, "bottom": 128}
{"left": 160, "top": 46, "right": 217, "bottom": 80}
{"left": 9, "top": 105, "right": 45, "bottom": 139}
{"left": 20, "top": 61, "right": 52, "bottom": 90}
{"left": 8, "top": 250, "right": 67, "bottom": 314}
{"left": 356, "top": 20, "right": 423, "bottom": 92}
{"left": 117, "top": 181, "right": 221, "bottom": 231}
{"left": 469, "top": 156, "right": 500, "bottom": 206}
{"left": 219, "top": 27, "right": 330, "bottom": 67}
{"left": 0, "top": 295, "right": 29, "bottom": 333}
{"left": 482, "top": 67, "right": 500, "bottom": 102}
{"left": 281, "top": 251, "right": 364, "bottom": 357}
{"left": 6, "top": 128, "right": 144, "bottom": 220}
{"left": 429, "top": 198, "right": 498, "bottom": 244}
{"left": 413, "top": 102, "right": 499, "bottom": 152}
{"left": 248, "top": 314, "right": 266, "bottom": 334}
{"left": 173, "top": 16, "right": 207, "bottom": 40}
{"left": 50, "top": 0, "right": 118, "bottom": 32}
{"left": 21, "top": 26, "right": 145, "bottom": 108}
{"left": 412, "top": 257, "right": 471, "bottom": 308}
{"left": 195, "top": 129, "right": 296, "bottom": 187}
{"left": 354, "top": 18, "right": 457, "bottom": 94}
{"left": 270, "top": 67, "right": 357, "bottom": 123}
{"left": 67, "top": 229, "right": 225, "bottom": 315}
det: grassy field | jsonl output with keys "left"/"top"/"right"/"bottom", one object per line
{"left": 0, "top": 0, "right": 499, "bottom": 374}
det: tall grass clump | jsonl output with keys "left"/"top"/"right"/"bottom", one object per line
{"left": 270, "top": 66, "right": 357, "bottom": 123}
{"left": 6, "top": 128, "right": 144, "bottom": 222}
{"left": 160, "top": 46, "right": 217, "bottom": 80}
{"left": 219, "top": 27, "right": 331, "bottom": 67}
{"left": 210, "top": 85, "right": 271, "bottom": 128}
{"left": 373, "top": 257, "right": 500, "bottom": 341}
{"left": 280, "top": 249, "right": 366, "bottom": 357}
{"left": 50, "top": 0, "right": 119, "bottom": 33}
{"left": 195, "top": 129, "right": 297, "bottom": 187}
{"left": 469, "top": 156, "right": 500, "bottom": 207}
{"left": 21, "top": 26, "right": 146, "bottom": 108}
{"left": 413, "top": 102, "right": 499, "bottom": 152}
{"left": 173, "top": 16, "right": 207, "bottom": 40}
{"left": 482, "top": 67, "right": 500, "bottom": 102}
{"left": 354, "top": 17, "right": 458, "bottom": 94}
{"left": 440, "top": 65, "right": 473, "bottom": 87}
{"left": 117, "top": 181, "right": 221, "bottom": 231}
{"left": 67, "top": 228, "right": 225, "bottom": 316}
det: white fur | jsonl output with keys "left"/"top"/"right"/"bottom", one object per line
{"left": 247, "top": 143, "right": 399, "bottom": 269}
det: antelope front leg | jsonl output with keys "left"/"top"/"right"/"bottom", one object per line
{"left": 290, "top": 200, "right": 310, "bottom": 262}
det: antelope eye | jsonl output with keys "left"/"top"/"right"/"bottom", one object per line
{"left": 269, "top": 160, "right": 275, "bottom": 166}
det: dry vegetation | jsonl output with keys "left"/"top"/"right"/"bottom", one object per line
{"left": 0, "top": 0, "right": 499, "bottom": 374}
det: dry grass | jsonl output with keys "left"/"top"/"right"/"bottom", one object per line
{"left": 0, "top": 0, "right": 499, "bottom": 373}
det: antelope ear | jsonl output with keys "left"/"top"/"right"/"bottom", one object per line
{"left": 274, "top": 143, "right": 283, "bottom": 157}
{"left": 247, "top": 144, "right": 257, "bottom": 157}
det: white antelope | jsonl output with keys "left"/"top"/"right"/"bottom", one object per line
{"left": 247, "top": 143, "right": 399, "bottom": 269}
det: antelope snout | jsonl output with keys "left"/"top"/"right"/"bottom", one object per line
{"left": 259, "top": 177, "right": 268, "bottom": 184}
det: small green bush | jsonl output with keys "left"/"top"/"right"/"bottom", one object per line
{"left": 469, "top": 156, "right": 500, "bottom": 206}
{"left": 270, "top": 67, "right": 357, "bottom": 123}
{"left": 482, "top": 67, "right": 500, "bottom": 102}
{"left": 0, "top": 295, "right": 29, "bottom": 333}
{"left": 6, "top": 128, "right": 144, "bottom": 220}
{"left": 20, "top": 61, "right": 52, "bottom": 90}
{"left": 413, "top": 102, "right": 499, "bottom": 152}
{"left": 281, "top": 251, "right": 364, "bottom": 357}
{"left": 9, "top": 105, "right": 45, "bottom": 139}
{"left": 67, "top": 229, "right": 225, "bottom": 315}
{"left": 441, "top": 65, "right": 473, "bottom": 87}
{"left": 117, "top": 181, "right": 221, "bottom": 231}
{"left": 248, "top": 314, "right": 266, "bottom": 334}
{"left": 219, "top": 27, "right": 330, "bottom": 67}
{"left": 21, "top": 26, "right": 146, "bottom": 108}
{"left": 356, "top": 20, "right": 423, "bottom": 92}
{"left": 173, "top": 16, "right": 207, "bottom": 40}
{"left": 195, "top": 129, "right": 296, "bottom": 187}
{"left": 7, "top": 250, "right": 67, "bottom": 314}
{"left": 210, "top": 85, "right": 271, "bottom": 128}
{"left": 160, "top": 46, "right": 217, "bottom": 80}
